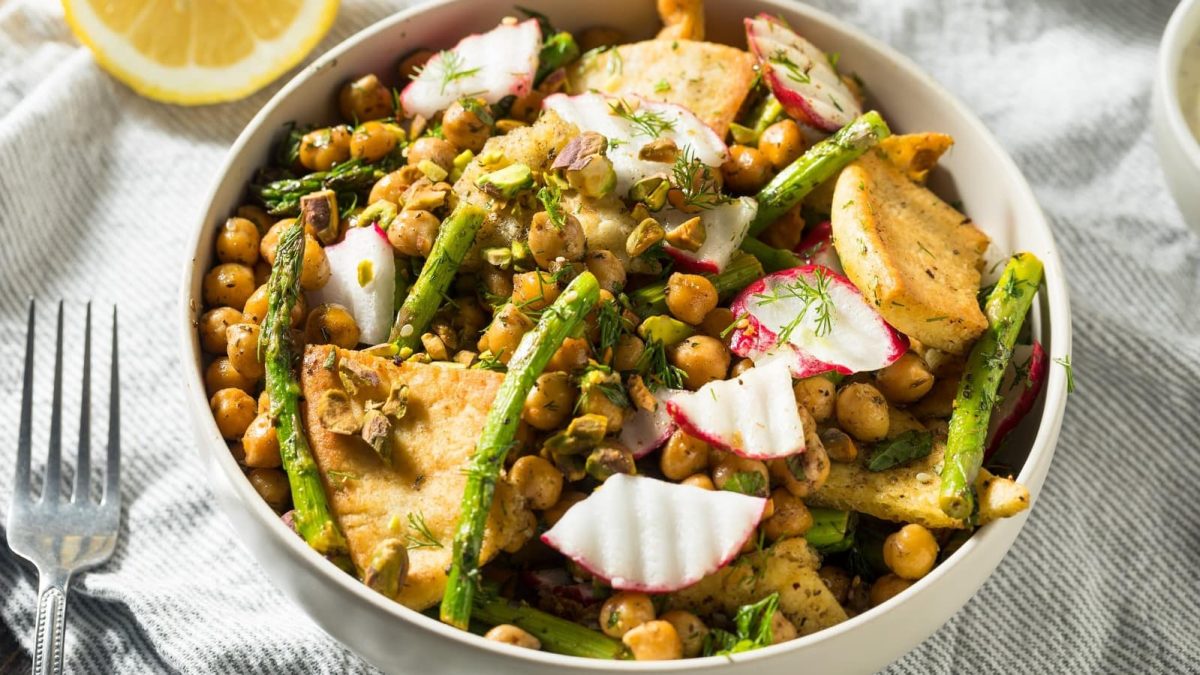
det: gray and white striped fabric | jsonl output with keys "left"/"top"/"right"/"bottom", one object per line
{"left": 1, "top": 0, "right": 1197, "bottom": 672}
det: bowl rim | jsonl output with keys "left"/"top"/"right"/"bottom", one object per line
{"left": 177, "top": 0, "right": 1073, "bottom": 669}
{"left": 1158, "top": 0, "right": 1200, "bottom": 171}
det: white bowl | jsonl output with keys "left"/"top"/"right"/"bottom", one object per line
{"left": 1154, "top": 0, "right": 1200, "bottom": 228}
{"left": 178, "top": 1, "right": 1073, "bottom": 672}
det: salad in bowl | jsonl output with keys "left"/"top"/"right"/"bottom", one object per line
{"left": 192, "top": 0, "right": 1055, "bottom": 663}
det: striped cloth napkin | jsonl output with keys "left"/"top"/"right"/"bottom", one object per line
{"left": 0, "top": 0, "right": 1196, "bottom": 672}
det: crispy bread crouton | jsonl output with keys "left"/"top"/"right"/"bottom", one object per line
{"left": 830, "top": 152, "right": 990, "bottom": 354}
{"left": 300, "top": 345, "right": 532, "bottom": 610}
{"left": 666, "top": 538, "right": 847, "bottom": 636}
{"left": 567, "top": 40, "right": 755, "bottom": 136}
{"left": 875, "top": 133, "right": 954, "bottom": 183}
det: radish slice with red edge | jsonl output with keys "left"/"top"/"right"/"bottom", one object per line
{"left": 541, "top": 474, "right": 767, "bottom": 592}
{"left": 985, "top": 341, "right": 1047, "bottom": 459}
{"left": 729, "top": 265, "right": 907, "bottom": 379}
{"left": 666, "top": 359, "right": 805, "bottom": 460}
{"left": 310, "top": 225, "right": 395, "bottom": 345}
{"left": 745, "top": 14, "right": 863, "bottom": 132}
{"left": 619, "top": 388, "right": 686, "bottom": 458}
{"left": 795, "top": 220, "right": 842, "bottom": 274}
{"left": 400, "top": 19, "right": 540, "bottom": 119}
{"left": 660, "top": 198, "right": 758, "bottom": 273}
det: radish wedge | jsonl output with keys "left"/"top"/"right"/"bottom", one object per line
{"left": 795, "top": 220, "right": 843, "bottom": 274}
{"left": 660, "top": 198, "right": 757, "bottom": 273}
{"left": 666, "top": 359, "right": 805, "bottom": 460}
{"left": 541, "top": 474, "right": 767, "bottom": 592}
{"left": 985, "top": 341, "right": 1047, "bottom": 459}
{"left": 729, "top": 265, "right": 907, "bottom": 378}
{"left": 618, "top": 388, "right": 686, "bottom": 458}
{"left": 400, "top": 19, "right": 540, "bottom": 119}
{"left": 745, "top": 14, "right": 863, "bottom": 132}
{"left": 310, "top": 225, "right": 395, "bottom": 345}
{"left": 542, "top": 92, "right": 728, "bottom": 197}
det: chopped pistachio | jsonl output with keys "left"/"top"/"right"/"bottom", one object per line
{"left": 637, "top": 315, "right": 695, "bottom": 346}
{"left": 450, "top": 148, "right": 475, "bottom": 182}
{"left": 626, "top": 217, "right": 665, "bottom": 257}
{"left": 338, "top": 358, "right": 382, "bottom": 397}
{"left": 378, "top": 381, "right": 409, "bottom": 419}
{"left": 553, "top": 132, "right": 609, "bottom": 171}
{"left": 417, "top": 158, "right": 449, "bottom": 182}
{"left": 421, "top": 332, "right": 449, "bottom": 361}
{"left": 729, "top": 122, "right": 759, "bottom": 146}
{"left": 363, "top": 538, "right": 409, "bottom": 598}
{"left": 638, "top": 137, "right": 679, "bottom": 163}
{"left": 626, "top": 374, "right": 656, "bottom": 412}
{"left": 352, "top": 199, "right": 397, "bottom": 230}
{"left": 357, "top": 259, "right": 375, "bottom": 287}
{"left": 630, "top": 203, "right": 651, "bottom": 223}
{"left": 543, "top": 413, "right": 609, "bottom": 456}
{"left": 301, "top": 189, "right": 340, "bottom": 245}
{"left": 665, "top": 215, "right": 706, "bottom": 252}
{"left": 361, "top": 409, "right": 393, "bottom": 463}
{"left": 316, "top": 389, "right": 362, "bottom": 435}
{"left": 585, "top": 444, "right": 636, "bottom": 481}
{"left": 628, "top": 175, "right": 670, "bottom": 211}
{"left": 484, "top": 247, "right": 514, "bottom": 269}
{"left": 565, "top": 155, "right": 617, "bottom": 198}
{"left": 362, "top": 343, "right": 400, "bottom": 359}
{"left": 476, "top": 163, "right": 534, "bottom": 199}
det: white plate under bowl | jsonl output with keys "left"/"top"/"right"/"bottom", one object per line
{"left": 178, "top": 1, "right": 1073, "bottom": 672}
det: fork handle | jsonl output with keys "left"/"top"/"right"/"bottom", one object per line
{"left": 34, "top": 570, "right": 71, "bottom": 675}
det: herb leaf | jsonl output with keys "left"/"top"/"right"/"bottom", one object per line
{"left": 702, "top": 592, "right": 780, "bottom": 656}
{"left": 752, "top": 268, "right": 835, "bottom": 346}
{"left": 634, "top": 339, "right": 686, "bottom": 390}
{"left": 670, "top": 146, "right": 728, "bottom": 210}
{"left": 867, "top": 430, "right": 934, "bottom": 472}
{"left": 536, "top": 184, "right": 565, "bottom": 229}
{"left": 608, "top": 98, "right": 675, "bottom": 138}
{"left": 415, "top": 50, "right": 482, "bottom": 96}
{"left": 722, "top": 471, "right": 766, "bottom": 497}
{"left": 1053, "top": 354, "right": 1075, "bottom": 393}
{"left": 404, "top": 511, "right": 443, "bottom": 550}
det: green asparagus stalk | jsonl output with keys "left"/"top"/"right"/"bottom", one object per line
{"left": 805, "top": 508, "right": 856, "bottom": 553}
{"left": 739, "top": 238, "right": 804, "bottom": 274}
{"left": 262, "top": 220, "right": 347, "bottom": 555}
{"left": 389, "top": 204, "right": 486, "bottom": 350}
{"left": 536, "top": 32, "right": 580, "bottom": 84}
{"left": 746, "top": 111, "right": 890, "bottom": 237}
{"left": 939, "top": 253, "right": 1045, "bottom": 519}
{"left": 253, "top": 159, "right": 381, "bottom": 216}
{"left": 629, "top": 251, "right": 764, "bottom": 317}
{"left": 730, "top": 94, "right": 784, "bottom": 146}
{"left": 473, "top": 595, "right": 628, "bottom": 659}
{"left": 440, "top": 272, "right": 602, "bottom": 629}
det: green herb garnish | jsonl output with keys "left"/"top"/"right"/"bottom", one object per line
{"left": 752, "top": 268, "right": 834, "bottom": 346}
{"left": 868, "top": 430, "right": 934, "bottom": 472}
{"left": 416, "top": 50, "right": 482, "bottom": 96}
{"left": 608, "top": 98, "right": 675, "bottom": 138}
{"left": 702, "top": 593, "right": 780, "bottom": 656}
{"left": 670, "top": 146, "right": 728, "bottom": 210}
{"left": 404, "top": 511, "right": 443, "bottom": 550}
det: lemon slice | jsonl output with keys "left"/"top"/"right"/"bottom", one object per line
{"left": 61, "top": 0, "right": 339, "bottom": 105}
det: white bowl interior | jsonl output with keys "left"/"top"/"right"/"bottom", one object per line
{"left": 1155, "top": 0, "right": 1200, "bottom": 227}
{"left": 179, "top": 1, "right": 1072, "bottom": 672}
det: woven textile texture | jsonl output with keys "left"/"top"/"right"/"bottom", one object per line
{"left": 1, "top": 0, "right": 1197, "bottom": 672}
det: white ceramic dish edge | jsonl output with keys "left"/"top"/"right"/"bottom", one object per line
{"left": 1154, "top": 0, "right": 1200, "bottom": 228}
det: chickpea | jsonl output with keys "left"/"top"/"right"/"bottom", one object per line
{"left": 225, "top": 323, "right": 263, "bottom": 379}
{"left": 258, "top": 390, "right": 271, "bottom": 414}
{"left": 730, "top": 358, "right": 755, "bottom": 378}
{"left": 484, "top": 624, "right": 541, "bottom": 650}
{"left": 198, "top": 307, "right": 244, "bottom": 354}
{"left": 509, "top": 455, "right": 564, "bottom": 510}
{"left": 821, "top": 427, "right": 858, "bottom": 463}
{"left": 229, "top": 441, "right": 247, "bottom": 464}
{"left": 248, "top": 468, "right": 290, "bottom": 509}
{"left": 298, "top": 126, "right": 352, "bottom": 172}
{"left": 543, "top": 490, "right": 587, "bottom": 527}
{"left": 205, "top": 357, "right": 256, "bottom": 396}
{"left": 297, "top": 236, "right": 330, "bottom": 291}
{"left": 522, "top": 372, "right": 575, "bottom": 431}
{"left": 511, "top": 271, "right": 561, "bottom": 311}
{"left": 480, "top": 264, "right": 514, "bottom": 300}
{"left": 216, "top": 217, "right": 261, "bottom": 266}
{"left": 305, "top": 304, "right": 361, "bottom": 348}
{"left": 699, "top": 307, "right": 734, "bottom": 340}
{"left": 669, "top": 336, "right": 730, "bottom": 390}
{"left": 243, "top": 284, "right": 306, "bottom": 325}
{"left": 387, "top": 209, "right": 440, "bottom": 258}
{"left": 442, "top": 98, "right": 493, "bottom": 152}
{"left": 528, "top": 211, "right": 586, "bottom": 269}
{"left": 711, "top": 454, "right": 769, "bottom": 497}
{"left": 338, "top": 73, "right": 393, "bottom": 123}
{"left": 398, "top": 48, "right": 435, "bottom": 80}
{"left": 910, "top": 376, "right": 958, "bottom": 419}
{"left": 545, "top": 336, "right": 590, "bottom": 373}
{"left": 407, "top": 136, "right": 457, "bottom": 172}
{"left": 819, "top": 565, "right": 853, "bottom": 605}
{"left": 875, "top": 352, "right": 935, "bottom": 404}
{"left": 836, "top": 383, "right": 890, "bottom": 442}
{"left": 478, "top": 304, "right": 534, "bottom": 363}
{"left": 599, "top": 592, "right": 656, "bottom": 638}
{"left": 350, "top": 121, "right": 399, "bottom": 162}
{"left": 763, "top": 488, "right": 813, "bottom": 541}
{"left": 758, "top": 119, "right": 807, "bottom": 169}
{"left": 202, "top": 263, "right": 256, "bottom": 309}
{"left": 236, "top": 205, "right": 275, "bottom": 235}
{"left": 622, "top": 620, "right": 683, "bottom": 661}
{"left": 611, "top": 335, "right": 645, "bottom": 372}
{"left": 760, "top": 204, "right": 806, "bottom": 250}
{"left": 869, "top": 574, "right": 913, "bottom": 606}
{"left": 721, "top": 145, "right": 772, "bottom": 193}
{"left": 659, "top": 430, "right": 709, "bottom": 481}
{"left": 253, "top": 260, "right": 272, "bottom": 286}
{"left": 883, "top": 524, "right": 939, "bottom": 580}
{"left": 793, "top": 375, "right": 836, "bottom": 422}
{"left": 210, "top": 388, "right": 257, "bottom": 439}
{"left": 585, "top": 250, "right": 626, "bottom": 293}
{"left": 659, "top": 610, "right": 707, "bottom": 658}
{"left": 242, "top": 413, "right": 281, "bottom": 468}
{"left": 665, "top": 273, "right": 718, "bottom": 325}
{"left": 369, "top": 166, "right": 423, "bottom": 204}
{"left": 682, "top": 473, "right": 715, "bottom": 490}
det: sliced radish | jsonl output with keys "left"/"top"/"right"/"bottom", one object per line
{"left": 745, "top": 14, "right": 863, "bottom": 132}
{"left": 666, "top": 359, "right": 805, "bottom": 460}
{"left": 310, "top": 225, "right": 395, "bottom": 345}
{"left": 541, "top": 474, "right": 767, "bottom": 592}
{"left": 985, "top": 341, "right": 1047, "bottom": 459}
{"left": 660, "top": 198, "right": 757, "bottom": 273}
{"left": 795, "top": 220, "right": 842, "bottom": 274}
{"left": 542, "top": 92, "right": 728, "bottom": 197}
{"left": 619, "top": 388, "right": 686, "bottom": 458}
{"left": 400, "top": 19, "right": 540, "bottom": 119}
{"left": 729, "top": 265, "right": 907, "bottom": 378}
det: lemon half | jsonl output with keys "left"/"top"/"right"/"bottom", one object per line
{"left": 62, "top": 0, "right": 340, "bottom": 105}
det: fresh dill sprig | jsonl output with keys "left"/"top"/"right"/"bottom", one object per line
{"left": 753, "top": 268, "right": 834, "bottom": 345}
{"left": 458, "top": 96, "right": 495, "bottom": 126}
{"left": 671, "top": 146, "right": 729, "bottom": 210}
{"left": 536, "top": 184, "right": 565, "bottom": 229}
{"left": 404, "top": 511, "right": 443, "bottom": 550}
{"left": 596, "top": 299, "right": 625, "bottom": 355}
{"left": 635, "top": 338, "right": 686, "bottom": 389}
{"left": 416, "top": 50, "right": 482, "bottom": 96}
{"left": 608, "top": 98, "right": 675, "bottom": 138}
{"left": 770, "top": 49, "right": 811, "bottom": 85}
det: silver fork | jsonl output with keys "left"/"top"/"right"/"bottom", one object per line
{"left": 6, "top": 301, "right": 121, "bottom": 675}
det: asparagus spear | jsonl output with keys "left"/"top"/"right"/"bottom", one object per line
{"left": 253, "top": 159, "right": 381, "bottom": 216}
{"left": 730, "top": 94, "right": 784, "bottom": 145}
{"left": 440, "top": 271, "right": 602, "bottom": 629}
{"left": 389, "top": 204, "right": 486, "bottom": 351}
{"left": 746, "top": 110, "right": 890, "bottom": 237}
{"left": 739, "top": 237, "right": 803, "bottom": 274}
{"left": 262, "top": 220, "right": 348, "bottom": 555}
{"left": 473, "top": 595, "right": 628, "bottom": 659}
{"left": 629, "top": 251, "right": 764, "bottom": 317}
{"left": 805, "top": 508, "right": 856, "bottom": 553}
{"left": 939, "top": 253, "right": 1044, "bottom": 519}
